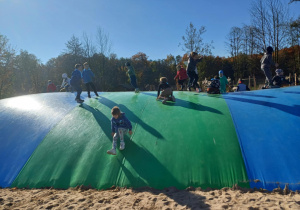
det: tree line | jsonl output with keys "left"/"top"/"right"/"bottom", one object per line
{"left": 0, "top": 0, "right": 299, "bottom": 99}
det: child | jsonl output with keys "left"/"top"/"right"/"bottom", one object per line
{"left": 125, "top": 62, "right": 139, "bottom": 93}
{"left": 47, "top": 80, "right": 56, "bottom": 92}
{"left": 107, "top": 106, "right": 132, "bottom": 155}
{"left": 156, "top": 77, "right": 176, "bottom": 104}
{"left": 174, "top": 65, "right": 188, "bottom": 91}
{"left": 186, "top": 52, "right": 203, "bottom": 92}
{"left": 82, "top": 62, "right": 99, "bottom": 98}
{"left": 236, "top": 79, "right": 250, "bottom": 91}
{"left": 60, "top": 73, "right": 71, "bottom": 92}
{"left": 260, "top": 46, "right": 278, "bottom": 88}
{"left": 219, "top": 70, "right": 229, "bottom": 93}
{"left": 272, "top": 69, "right": 291, "bottom": 87}
{"left": 70, "top": 64, "right": 84, "bottom": 103}
{"left": 207, "top": 76, "right": 220, "bottom": 94}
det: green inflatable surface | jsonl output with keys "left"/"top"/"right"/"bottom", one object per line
{"left": 12, "top": 92, "right": 249, "bottom": 189}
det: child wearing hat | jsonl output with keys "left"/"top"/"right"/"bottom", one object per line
{"left": 219, "top": 70, "right": 229, "bottom": 93}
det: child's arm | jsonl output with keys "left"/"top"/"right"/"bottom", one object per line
{"left": 157, "top": 85, "right": 161, "bottom": 99}
{"left": 111, "top": 120, "right": 115, "bottom": 136}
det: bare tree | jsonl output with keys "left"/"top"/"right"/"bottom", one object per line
{"left": 180, "top": 22, "right": 213, "bottom": 55}
{"left": 82, "top": 32, "right": 96, "bottom": 59}
{"left": 250, "top": 0, "right": 270, "bottom": 50}
{"left": 96, "top": 27, "right": 112, "bottom": 56}
{"left": 266, "top": 0, "right": 290, "bottom": 62}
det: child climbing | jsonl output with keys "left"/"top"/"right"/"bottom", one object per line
{"left": 82, "top": 62, "right": 99, "bottom": 98}
{"left": 125, "top": 62, "right": 140, "bottom": 93}
{"left": 107, "top": 106, "right": 133, "bottom": 155}
{"left": 174, "top": 65, "right": 188, "bottom": 91}
{"left": 156, "top": 77, "right": 176, "bottom": 104}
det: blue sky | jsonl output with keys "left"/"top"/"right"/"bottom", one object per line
{"left": 1, "top": 0, "right": 299, "bottom": 64}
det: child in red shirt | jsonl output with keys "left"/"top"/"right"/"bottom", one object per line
{"left": 47, "top": 80, "right": 56, "bottom": 92}
{"left": 174, "top": 65, "right": 188, "bottom": 91}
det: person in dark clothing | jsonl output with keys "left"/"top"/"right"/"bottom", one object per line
{"left": 272, "top": 69, "right": 291, "bottom": 87}
{"left": 70, "top": 64, "right": 84, "bottom": 103}
{"left": 207, "top": 76, "right": 221, "bottom": 94}
{"left": 186, "top": 52, "right": 203, "bottom": 92}
{"left": 156, "top": 77, "right": 176, "bottom": 104}
{"left": 260, "top": 46, "right": 278, "bottom": 88}
{"left": 125, "top": 62, "right": 139, "bottom": 93}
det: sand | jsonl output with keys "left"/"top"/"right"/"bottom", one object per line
{"left": 1, "top": 186, "right": 300, "bottom": 210}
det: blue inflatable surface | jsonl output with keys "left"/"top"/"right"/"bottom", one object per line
{"left": 0, "top": 93, "right": 77, "bottom": 187}
{"left": 224, "top": 86, "right": 300, "bottom": 191}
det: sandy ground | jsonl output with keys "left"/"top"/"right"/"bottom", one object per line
{"left": 1, "top": 186, "right": 300, "bottom": 210}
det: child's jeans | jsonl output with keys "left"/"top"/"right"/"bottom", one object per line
{"left": 112, "top": 128, "right": 128, "bottom": 149}
{"left": 130, "top": 75, "right": 138, "bottom": 89}
{"left": 72, "top": 84, "right": 82, "bottom": 99}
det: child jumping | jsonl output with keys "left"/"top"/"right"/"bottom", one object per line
{"left": 174, "top": 65, "right": 188, "bottom": 91}
{"left": 125, "top": 62, "right": 140, "bottom": 93}
{"left": 107, "top": 106, "right": 133, "bottom": 155}
{"left": 186, "top": 52, "right": 203, "bottom": 92}
{"left": 157, "top": 77, "right": 176, "bottom": 104}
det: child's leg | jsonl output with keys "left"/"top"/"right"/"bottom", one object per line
{"left": 85, "top": 83, "right": 91, "bottom": 97}
{"left": 74, "top": 85, "right": 82, "bottom": 100}
{"left": 130, "top": 75, "right": 138, "bottom": 89}
{"left": 118, "top": 128, "right": 128, "bottom": 150}
{"left": 112, "top": 132, "right": 119, "bottom": 149}
{"left": 90, "top": 82, "right": 98, "bottom": 95}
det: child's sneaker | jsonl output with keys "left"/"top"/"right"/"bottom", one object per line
{"left": 120, "top": 141, "right": 125, "bottom": 150}
{"left": 76, "top": 98, "right": 84, "bottom": 103}
{"left": 162, "top": 98, "right": 167, "bottom": 104}
{"left": 88, "top": 95, "right": 91, "bottom": 98}
{"left": 107, "top": 148, "right": 116, "bottom": 155}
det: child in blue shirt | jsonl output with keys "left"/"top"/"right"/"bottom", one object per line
{"left": 82, "top": 62, "right": 99, "bottom": 98}
{"left": 70, "top": 64, "right": 84, "bottom": 103}
{"left": 107, "top": 106, "right": 132, "bottom": 155}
